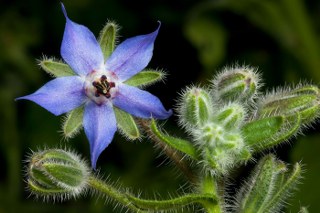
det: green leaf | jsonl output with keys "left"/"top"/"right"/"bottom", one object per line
{"left": 150, "top": 119, "right": 198, "bottom": 160}
{"left": 256, "top": 113, "right": 301, "bottom": 152}
{"left": 62, "top": 106, "right": 84, "bottom": 139}
{"left": 43, "top": 163, "right": 84, "bottom": 187}
{"left": 124, "top": 69, "right": 165, "bottom": 87}
{"left": 114, "top": 108, "right": 140, "bottom": 140}
{"left": 242, "top": 116, "right": 284, "bottom": 147}
{"left": 98, "top": 21, "right": 118, "bottom": 60}
{"left": 242, "top": 114, "right": 302, "bottom": 153}
{"left": 39, "top": 58, "right": 75, "bottom": 77}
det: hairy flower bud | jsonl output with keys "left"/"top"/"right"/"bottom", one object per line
{"left": 178, "top": 87, "right": 213, "bottom": 128}
{"left": 212, "top": 66, "right": 261, "bottom": 103}
{"left": 234, "top": 155, "right": 302, "bottom": 213}
{"left": 26, "top": 149, "right": 90, "bottom": 201}
{"left": 216, "top": 103, "right": 245, "bottom": 129}
{"left": 257, "top": 84, "right": 320, "bottom": 125}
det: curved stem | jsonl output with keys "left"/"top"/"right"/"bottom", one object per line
{"left": 88, "top": 176, "right": 146, "bottom": 212}
{"left": 127, "top": 193, "right": 217, "bottom": 211}
{"left": 88, "top": 175, "right": 217, "bottom": 212}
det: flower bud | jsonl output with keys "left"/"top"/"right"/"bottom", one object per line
{"left": 235, "top": 155, "right": 302, "bottom": 213}
{"left": 178, "top": 87, "right": 213, "bottom": 127}
{"left": 216, "top": 103, "right": 245, "bottom": 129}
{"left": 257, "top": 84, "right": 320, "bottom": 124}
{"left": 212, "top": 66, "right": 261, "bottom": 103}
{"left": 26, "top": 149, "right": 90, "bottom": 200}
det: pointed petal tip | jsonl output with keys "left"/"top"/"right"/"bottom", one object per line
{"left": 60, "top": 2, "right": 68, "bottom": 19}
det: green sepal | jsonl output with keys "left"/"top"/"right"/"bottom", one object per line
{"left": 114, "top": 107, "right": 140, "bottom": 140}
{"left": 150, "top": 119, "right": 199, "bottom": 160}
{"left": 62, "top": 106, "right": 84, "bottom": 139}
{"left": 98, "top": 21, "right": 118, "bottom": 60}
{"left": 43, "top": 162, "right": 84, "bottom": 187}
{"left": 28, "top": 179, "right": 66, "bottom": 195}
{"left": 124, "top": 69, "right": 165, "bottom": 87}
{"left": 39, "top": 58, "right": 75, "bottom": 77}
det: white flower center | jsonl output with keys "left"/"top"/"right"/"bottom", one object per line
{"left": 84, "top": 70, "right": 118, "bottom": 105}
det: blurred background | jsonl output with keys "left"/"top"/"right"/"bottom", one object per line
{"left": 1, "top": 0, "right": 320, "bottom": 212}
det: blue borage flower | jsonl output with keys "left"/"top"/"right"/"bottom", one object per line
{"left": 17, "top": 4, "right": 172, "bottom": 169}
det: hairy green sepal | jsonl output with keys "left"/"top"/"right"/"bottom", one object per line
{"left": 40, "top": 59, "right": 75, "bottom": 77}
{"left": 62, "top": 106, "right": 84, "bottom": 139}
{"left": 124, "top": 69, "right": 165, "bottom": 87}
{"left": 98, "top": 21, "right": 118, "bottom": 59}
{"left": 114, "top": 108, "right": 140, "bottom": 140}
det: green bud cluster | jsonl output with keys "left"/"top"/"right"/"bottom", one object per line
{"left": 176, "top": 67, "right": 262, "bottom": 174}
{"left": 177, "top": 66, "right": 319, "bottom": 175}
{"left": 26, "top": 149, "right": 90, "bottom": 201}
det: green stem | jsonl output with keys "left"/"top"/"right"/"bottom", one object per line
{"left": 200, "top": 175, "right": 223, "bottom": 213}
{"left": 88, "top": 176, "right": 146, "bottom": 212}
{"left": 88, "top": 175, "right": 217, "bottom": 212}
{"left": 127, "top": 193, "right": 217, "bottom": 211}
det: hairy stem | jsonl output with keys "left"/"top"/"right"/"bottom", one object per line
{"left": 88, "top": 175, "right": 217, "bottom": 212}
{"left": 88, "top": 176, "right": 146, "bottom": 212}
{"left": 200, "top": 175, "right": 223, "bottom": 213}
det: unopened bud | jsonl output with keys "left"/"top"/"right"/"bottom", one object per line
{"left": 26, "top": 149, "right": 90, "bottom": 200}
{"left": 178, "top": 87, "right": 213, "bottom": 127}
{"left": 216, "top": 103, "right": 245, "bottom": 129}
{"left": 212, "top": 66, "right": 261, "bottom": 103}
{"left": 257, "top": 84, "right": 320, "bottom": 124}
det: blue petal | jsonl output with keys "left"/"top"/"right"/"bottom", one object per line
{"left": 105, "top": 23, "right": 160, "bottom": 82}
{"left": 113, "top": 84, "right": 172, "bottom": 119}
{"left": 83, "top": 102, "right": 117, "bottom": 169}
{"left": 16, "top": 76, "right": 85, "bottom": 116}
{"left": 60, "top": 3, "right": 104, "bottom": 76}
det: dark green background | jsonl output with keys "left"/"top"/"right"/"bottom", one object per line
{"left": 1, "top": 0, "right": 320, "bottom": 212}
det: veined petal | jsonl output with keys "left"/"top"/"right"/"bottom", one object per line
{"left": 83, "top": 102, "right": 117, "bottom": 169}
{"left": 60, "top": 3, "right": 104, "bottom": 76}
{"left": 16, "top": 76, "right": 86, "bottom": 116}
{"left": 113, "top": 84, "right": 172, "bottom": 119}
{"left": 105, "top": 23, "right": 160, "bottom": 82}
